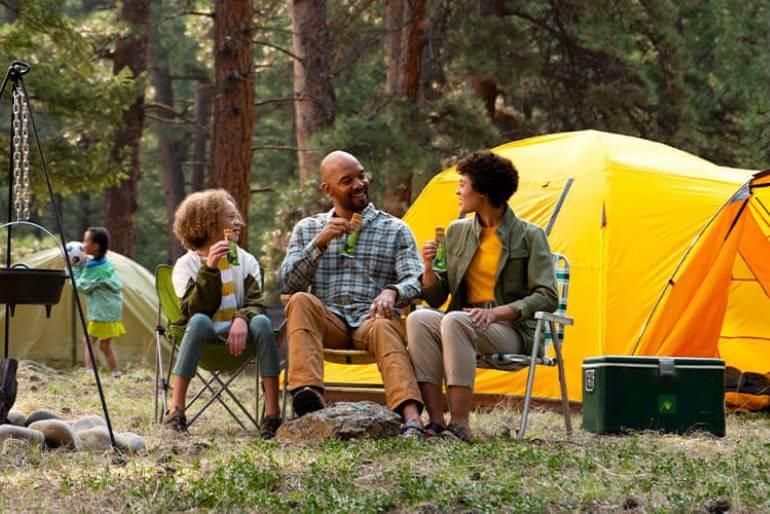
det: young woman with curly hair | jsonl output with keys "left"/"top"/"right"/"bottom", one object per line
{"left": 163, "top": 189, "right": 282, "bottom": 439}
{"left": 406, "top": 151, "right": 558, "bottom": 442}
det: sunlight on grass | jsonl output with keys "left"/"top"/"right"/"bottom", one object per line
{"left": 1, "top": 365, "right": 769, "bottom": 513}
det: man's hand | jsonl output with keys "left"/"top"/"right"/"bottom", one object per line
{"left": 227, "top": 316, "right": 248, "bottom": 356}
{"left": 206, "top": 240, "right": 231, "bottom": 269}
{"left": 314, "top": 218, "right": 351, "bottom": 250}
{"left": 463, "top": 306, "right": 498, "bottom": 331}
{"left": 421, "top": 240, "right": 437, "bottom": 270}
{"left": 367, "top": 288, "right": 398, "bottom": 319}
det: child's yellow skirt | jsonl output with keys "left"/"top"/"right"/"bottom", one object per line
{"left": 87, "top": 321, "right": 126, "bottom": 340}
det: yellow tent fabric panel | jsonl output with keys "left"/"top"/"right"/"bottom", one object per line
{"left": 0, "top": 248, "right": 158, "bottom": 367}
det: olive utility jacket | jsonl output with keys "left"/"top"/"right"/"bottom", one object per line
{"left": 421, "top": 206, "right": 558, "bottom": 353}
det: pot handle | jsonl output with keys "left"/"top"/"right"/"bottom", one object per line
{"left": 0, "top": 221, "right": 66, "bottom": 261}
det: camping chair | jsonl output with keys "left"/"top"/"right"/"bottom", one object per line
{"left": 477, "top": 252, "right": 574, "bottom": 439}
{"left": 153, "top": 264, "right": 274, "bottom": 431}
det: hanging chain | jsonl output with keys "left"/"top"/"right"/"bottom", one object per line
{"left": 11, "top": 86, "right": 31, "bottom": 221}
{"left": 21, "top": 89, "right": 31, "bottom": 220}
{"left": 12, "top": 88, "right": 22, "bottom": 220}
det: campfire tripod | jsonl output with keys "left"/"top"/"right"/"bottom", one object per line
{"left": 0, "top": 61, "right": 116, "bottom": 448}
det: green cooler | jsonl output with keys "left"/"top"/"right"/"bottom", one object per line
{"left": 582, "top": 356, "right": 725, "bottom": 436}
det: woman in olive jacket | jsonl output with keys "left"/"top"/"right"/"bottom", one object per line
{"left": 406, "top": 151, "right": 558, "bottom": 441}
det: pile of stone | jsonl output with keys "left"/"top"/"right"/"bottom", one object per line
{"left": 0, "top": 409, "right": 146, "bottom": 453}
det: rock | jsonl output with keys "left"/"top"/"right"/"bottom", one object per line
{"left": 7, "top": 410, "right": 26, "bottom": 427}
{"left": 69, "top": 415, "right": 107, "bottom": 432}
{"left": 277, "top": 401, "right": 401, "bottom": 443}
{"left": 28, "top": 419, "right": 83, "bottom": 451}
{"left": 116, "top": 432, "right": 146, "bottom": 453}
{"left": 0, "top": 424, "right": 45, "bottom": 448}
{"left": 78, "top": 427, "right": 146, "bottom": 453}
{"left": 25, "top": 409, "right": 60, "bottom": 426}
{"left": 78, "top": 426, "right": 112, "bottom": 451}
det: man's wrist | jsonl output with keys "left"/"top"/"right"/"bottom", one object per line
{"left": 384, "top": 286, "right": 399, "bottom": 299}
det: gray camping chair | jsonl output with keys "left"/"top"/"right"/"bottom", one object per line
{"left": 477, "top": 252, "right": 574, "bottom": 439}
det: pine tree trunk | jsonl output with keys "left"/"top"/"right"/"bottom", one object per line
{"left": 399, "top": 0, "right": 426, "bottom": 102}
{"left": 385, "top": 0, "right": 403, "bottom": 95}
{"left": 102, "top": 0, "right": 151, "bottom": 257}
{"left": 190, "top": 81, "right": 212, "bottom": 193}
{"left": 383, "top": 0, "right": 426, "bottom": 216}
{"left": 291, "top": 0, "right": 335, "bottom": 185}
{"left": 150, "top": 57, "right": 186, "bottom": 262}
{"left": 208, "top": 0, "right": 255, "bottom": 248}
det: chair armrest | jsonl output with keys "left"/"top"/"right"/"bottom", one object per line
{"left": 534, "top": 311, "right": 574, "bottom": 326}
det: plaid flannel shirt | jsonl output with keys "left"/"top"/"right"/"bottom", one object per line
{"left": 279, "top": 203, "right": 423, "bottom": 327}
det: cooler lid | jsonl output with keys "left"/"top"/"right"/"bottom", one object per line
{"left": 582, "top": 355, "right": 725, "bottom": 367}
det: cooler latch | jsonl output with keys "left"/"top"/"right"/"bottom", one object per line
{"left": 658, "top": 358, "right": 676, "bottom": 377}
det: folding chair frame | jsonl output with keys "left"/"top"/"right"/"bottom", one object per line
{"left": 153, "top": 315, "right": 263, "bottom": 431}
{"left": 153, "top": 264, "right": 265, "bottom": 431}
{"left": 478, "top": 252, "right": 574, "bottom": 439}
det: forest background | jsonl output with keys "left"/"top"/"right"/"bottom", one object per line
{"left": 0, "top": 0, "right": 768, "bottom": 299}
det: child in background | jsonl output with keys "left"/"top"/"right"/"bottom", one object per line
{"left": 73, "top": 226, "right": 125, "bottom": 377}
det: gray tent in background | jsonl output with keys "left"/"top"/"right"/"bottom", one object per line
{"left": 1, "top": 248, "right": 158, "bottom": 368}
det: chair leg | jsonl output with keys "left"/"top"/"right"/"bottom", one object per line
{"left": 187, "top": 372, "right": 247, "bottom": 430}
{"left": 281, "top": 355, "right": 289, "bottom": 421}
{"left": 518, "top": 319, "right": 544, "bottom": 439}
{"left": 254, "top": 358, "right": 264, "bottom": 429}
{"left": 211, "top": 370, "right": 260, "bottom": 428}
{"left": 187, "top": 362, "right": 255, "bottom": 430}
{"left": 550, "top": 321, "right": 572, "bottom": 435}
{"left": 154, "top": 329, "right": 170, "bottom": 424}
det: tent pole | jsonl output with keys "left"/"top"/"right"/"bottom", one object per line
{"left": 545, "top": 178, "right": 574, "bottom": 236}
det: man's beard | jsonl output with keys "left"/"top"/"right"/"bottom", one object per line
{"left": 342, "top": 190, "right": 368, "bottom": 211}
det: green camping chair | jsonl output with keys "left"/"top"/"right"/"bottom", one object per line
{"left": 476, "top": 252, "right": 574, "bottom": 439}
{"left": 154, "top": 264, "right": 273, "bottom": 430}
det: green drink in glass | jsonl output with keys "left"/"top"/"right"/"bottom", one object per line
{"left": 340, "top": 212, "right": 363, "bottom": 257}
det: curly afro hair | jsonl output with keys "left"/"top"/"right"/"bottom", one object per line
{"left": 173, "top": 189, "right": 238, "bottom": 250}
{"left": 456, "top": 150, "right": 519, "bottom": 207}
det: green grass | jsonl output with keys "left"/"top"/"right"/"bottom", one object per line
{"left": 2, "top": 364, "right": 769, "bottom": 513}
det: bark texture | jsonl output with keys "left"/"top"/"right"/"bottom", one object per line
{"left": 208, "top": 0, "right": 255, "bottom": 247}
{"left": 291, "top": 0, "right": 335, "bottom": 184}
{"left": 102, "top": 0, "right": 152, "bottom": 257}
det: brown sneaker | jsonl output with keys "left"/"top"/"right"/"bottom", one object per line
{"left": 162, "top": 407, "right": 187, "bottom": 432}
{"left": 260, "top": 415, "right": 282, "bottom": 440}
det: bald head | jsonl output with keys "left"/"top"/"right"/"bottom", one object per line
{"left": 320, "top": 151, "right": 361, "bottom": 183}
{"left": 319, "top": 150, "right": 370, "bottom": 215}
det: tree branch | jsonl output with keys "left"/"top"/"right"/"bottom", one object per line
{"left": 251, "top": 144, "right": 316, "bottom": 153}
{"left": 254, "top": 40, "right": 302, "bottom": 61}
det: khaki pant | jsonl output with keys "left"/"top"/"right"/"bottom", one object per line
{"left": 406, "top": 309, "right": 523, "bottom": 389}
{"left": 285, "top": 292, "right": 422, "bottom": 413}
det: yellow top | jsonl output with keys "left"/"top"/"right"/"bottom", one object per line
{"left": 465, "top": 225, "right": 502, "bottom": 304}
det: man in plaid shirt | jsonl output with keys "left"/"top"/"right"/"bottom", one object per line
{"left": 279, "top": 151, "right": 425, "bottom": 436}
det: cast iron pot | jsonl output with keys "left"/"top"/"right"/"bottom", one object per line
{"left": 0, "top": 263, "right": 68, "bottom": 316}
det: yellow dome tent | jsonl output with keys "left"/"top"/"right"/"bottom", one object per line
{"left": 324, "top": 130, "right": 768, "bottom": 403}
{"left": 0, "top": 248, "right": 158, "bottom": 368}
